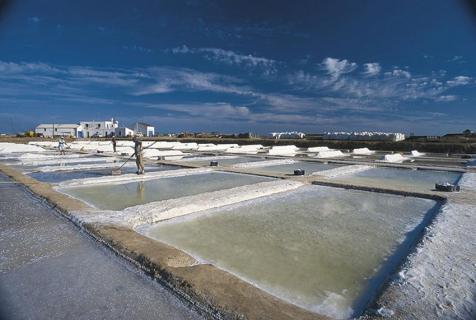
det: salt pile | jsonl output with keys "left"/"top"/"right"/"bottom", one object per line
{"left": 307, "top": 146, "right": 330, "bottom": 152}
{"left": 197, "top": 144, "right": 238, "bottom": 152}
{"left": 225, "top": 144, "right": 263, "bottom": 154}
{"left": 268, "top": 145, "right": 298, "bottom": 156}
{"left": 315, "top": 150, "right": 346, "bottom": 158}
{"left": 352, "top": 148, "right": 375, "bottom": 155}
{"left": 411, "top": 150, "right": 425, "bottom": 157}
{"left": 380, "top": 153, "right": 409, "bottom": 163}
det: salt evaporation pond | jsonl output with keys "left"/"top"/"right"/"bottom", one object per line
{"left": 15, "top": 158, "right": 117, "bottom": 171}
{"left": 257, "top": 160, "right": 343, "bottom": 175}
{"left": 61, "top": 172, "right": 273, "bottom": 210}
{"left": 181, "top": 156, "right": 264, "bottom": 167}
{"left": 337, "top": 167, "right": 461, "bottom": 190}
{"left": 144, "top": 185, "right": 438, "bottom": 319}
{"left": 29, "top": 164, "right": 180, "bottom": 183}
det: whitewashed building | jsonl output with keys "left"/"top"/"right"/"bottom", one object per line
{"left": 134, "top": 122, "right": 155, "bottom": 137}
{"left": 115, "top": 127, "right": 135, "bottom": 137}
{"left": 324, "top": 131, "right": 406, "bottom": 141}
{"left": 269, "top": 131, "right": 306, "bottom": 139}
{"left": 35, "top": 124, "right": 82, "bottom": 138}
{"left": 80, "top": 119, "right": 118, "bottom": 138}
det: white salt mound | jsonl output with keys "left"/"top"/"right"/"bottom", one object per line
{"left": 225, "top": 144, "right": 263, "bottom": 154}
{"left": 411, "top": 150, "right": 425, "bottom": 157}
{"left": 268, "top": 145, "right": 298, "bottom": 156}
{"left": 381, "top": 153, "right": 408, "bottom": 163}
{"left": 315, "top": 150, "right": 346, "bottom": 158}
{"left": 352, "top": 147, "right": 375, "bottom": 155}
{"left": 307, "top": 146, "right": 330, "bottom": 152}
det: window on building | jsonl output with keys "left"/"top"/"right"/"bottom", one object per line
{"left": 55, "top": 128, "right": 57, "bottom": 131}
{"left": 44, "top": 128, "right": 46, "bottom": 131}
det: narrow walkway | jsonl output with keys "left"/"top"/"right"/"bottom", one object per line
{"left": 0, "top": 174, "right": 204, "bottom": 320}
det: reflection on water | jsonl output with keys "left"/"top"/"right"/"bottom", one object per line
{"left": 137, "top": 181, "right": 145, "bottom": 202}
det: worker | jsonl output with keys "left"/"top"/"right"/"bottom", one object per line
{"left": 112, "top": 136, "right": 117, "bottom": 153}
{"left": 133, "top": 135, "right": 145, "bottom": 175}
{"left": 58, "top": 136, "right": 66, "bottom": 155}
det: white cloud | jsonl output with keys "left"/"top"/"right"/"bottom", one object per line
{"left": 385, "top": 69, "right": 411, "bottom": 79}
{"left": 321, "top": 57, "right": 357, "bottom": 79}
{"left": 446, "top": 76, "right": 472, "bottom": 86}
{"left": 363, "top": 63, "right": 381, "bottom": 76}
{"left": 169, "top": 46, "right": 276, "bottom": 71}
{"left": 448, "top": 55, "right": 463, "bottom": 62}
{"left": 136, "top": 67, "right": 252, "bottom": 96}
{"left": 436, "top": 95, "right": 458, "bottom": 102}
{"left": 147, "top": 102, "right": 250, "bottom": 119}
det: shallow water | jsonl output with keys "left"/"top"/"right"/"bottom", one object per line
{"left": 61, "top": 172, "right": 273, "bottom": 210}
{"left": 29, "top": 164, "right": 180, "bottom": 183}
{"left": 338, "top": 167, "right": 461, "bottom": 190}
{"left": 257, "top": 161, "right": 342, "bottom": 175}
{"left": 145, "top": 185, "right": 437, "bottom": 319}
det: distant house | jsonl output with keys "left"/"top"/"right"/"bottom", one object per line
{"left": 115, "top": 127, "right": 135, "bottom": 137}
{"left": 35, "top": 124, "right": 82, "bottom": 138}
{"left": 80, "top": 119, "right": 118, "bottom": 138}
{"left": 269, "top": 132, "right": 306, "bottom": 139}
{"left": 134, "top": 122, "right": 155, "bottom": 137}
{"left": 324, "top": 131, "right": 405, "bottom": 142}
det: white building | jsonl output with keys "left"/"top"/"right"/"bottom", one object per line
{"left": 35, "top": 124, "right": 82, "bottom": 138}
{"left": 115, "top": 127, "right": 135, "bottom": 137}
{"left": 80, "top": 119, "right": 118, "bottom": 138}
{"left": 324, "top": 131, "right": 406, "bottom": 142}
{"left": 269, "top": 131, "right": 306, "bottom": 139}
{"left": 134, "top": 122, "right": 155, "bottom": 137}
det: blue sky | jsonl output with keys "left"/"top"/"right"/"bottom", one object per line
{"left": 0, "top": 0, "right": 476, "bottom": 134}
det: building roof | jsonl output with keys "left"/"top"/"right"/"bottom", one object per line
{"left": 36, "top": 124, "right": 80, "bottom": 129}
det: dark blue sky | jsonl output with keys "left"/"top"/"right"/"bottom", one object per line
{"left": 1, "top": 0, "right": 476, "bottom": 134}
